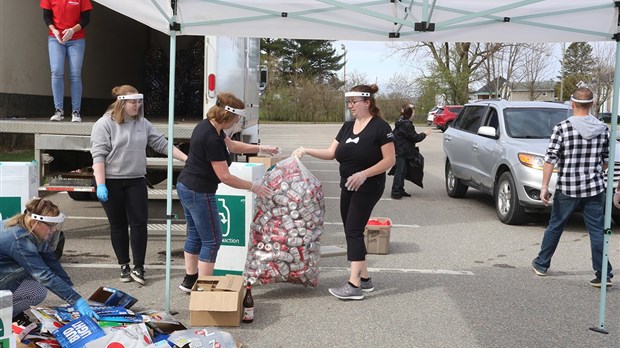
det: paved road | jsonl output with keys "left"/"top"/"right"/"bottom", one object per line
{"left": 40, "top": 123, "right": 619, "bottom": 347}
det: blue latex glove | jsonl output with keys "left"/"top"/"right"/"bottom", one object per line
{"left": 74, "top": 298, "right": 99, "bottom": 320}
{"left": 96, "top": 184, "right": 108, "bottom": 202}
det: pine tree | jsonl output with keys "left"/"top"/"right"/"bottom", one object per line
{"left": 557, "top": 42, "right": 594, "bottom": 99}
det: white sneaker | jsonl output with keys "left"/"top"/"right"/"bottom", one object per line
{"left": 50, "top": 109, "right": 64, "bottom": 121}
{"left": 71, "top": 111, "right": 81, "bottom": 123}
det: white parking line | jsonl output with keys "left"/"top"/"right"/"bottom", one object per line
{"left": 61, "top": 263, "right": 473, "bottom": 275}
{"left": 66, "top": 216, "right": 419, "bottom": 229}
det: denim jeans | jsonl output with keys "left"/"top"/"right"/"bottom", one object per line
{"left": 534, "top": 190, "right": 613, "bottom": 278}
{"left": 48, "top": 37, "right": 85, "bottom": 112}
{"left": 177, "top": 181, "right": 222, "bottom": 263}
{"left": 391, "top": 155, "right": 407, "bottom": 195}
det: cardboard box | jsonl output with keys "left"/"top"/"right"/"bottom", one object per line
{"left": 0, "top": 335, "right": 16, "bottom": 348}
{"left": 1, "top": 290, "right": 12, "bottom": 345}
{"left": 248, "top": 156, "right": 286, "bottom": 169}
{"left": 88, "top": 287, "right": 137, "bottom": 309}
{"left": 364, "top": 217, "right": 391, "bottom": 254}
{"left": 189, "top": 275, "right": 245, "bottom": 327}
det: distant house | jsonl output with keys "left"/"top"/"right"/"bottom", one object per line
{"left": 470, "top": 77, "right": 557, "bottom": 102}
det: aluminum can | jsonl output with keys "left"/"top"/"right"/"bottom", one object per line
{"left": 287, "top": 201, "right": 298, "bottom": 211}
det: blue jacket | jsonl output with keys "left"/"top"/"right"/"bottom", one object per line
{"left": 0, "top": 219, "right": 80, "bottom": 304}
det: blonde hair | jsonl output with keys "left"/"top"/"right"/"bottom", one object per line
{"left": 4, "top": 198, "right": 60, "bottom": 231}
{"left": 207, "top": 92, "right": 245, "bottom": 124}
{"left": 106, "top": 85, "right": 140, "bottom": 124}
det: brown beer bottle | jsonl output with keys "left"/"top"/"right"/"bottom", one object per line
{"left": 242, "top": 284, "right": 254, "bottom": 323}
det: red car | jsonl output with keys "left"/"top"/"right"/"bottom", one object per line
{"left": 433, "top": 105, "right": 463, "bottom": 132}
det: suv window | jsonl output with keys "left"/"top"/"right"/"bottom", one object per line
{"left": 504, "top": 108, "right": 571, "bottom": 138}
{"left": 454, "top": 105, "right": 485, "bottom": 133}
{"left": 484, "top": 107, "right": 499, "bottom": 129}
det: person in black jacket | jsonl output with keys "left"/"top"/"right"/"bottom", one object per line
{"left": 390, "top": 105, "right": 431, "bottom": 199}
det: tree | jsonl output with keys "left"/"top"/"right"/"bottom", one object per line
{"left": 391, "top": 42, "right": 505, "bottom": 104}
{"left": 515, "top": 43, "right": 554, "bottom": 101}
{"left": 260, "top": 39, "right": 344, "bottom": 84}
{"left": 557, "top": 42, "right": 595, "bottom": 99}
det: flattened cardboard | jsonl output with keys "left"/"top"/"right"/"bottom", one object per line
{"left": 364, "top": 217, "right": 391, "bottom": 255}
{"left": 88, "top": 287, "right": 137, "bottom": 309}
{"left": 189, "top": 275, "right": 244, "bottom": 327}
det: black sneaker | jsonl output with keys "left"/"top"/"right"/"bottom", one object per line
{"left": 12, "top": 312, "right": 32, "bottom": 326}
{"left": 589, "top": 277, "right": 612, "bottom": 288}
{"left": 120, "top": 264, "right": 132, "bottom": 283}
{"left": 179, "top": 273, "right": 199, "bottom": 293}
{"left": 131, "top": 266, "right": 146, "bottom": 285}
{"left": 401, "top": 192, "right": 412, "bottom": 197}
{"left": 391, "top": 194, "right": 402, "bottom": 200}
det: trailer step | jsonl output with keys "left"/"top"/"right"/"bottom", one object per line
{"left": 146, "top": 157, "right": 185, "bottom": 169}
{"left": 147, "top": 188, "right": 178, "bottom": 200}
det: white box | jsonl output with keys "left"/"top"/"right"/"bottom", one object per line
{"left": 0, "top": 161, "right": 38, "bottom": 220}
{"left": 214, "top": 162, "right": 265, "bottom": 275}
{"left": 0, "top": 291, "right": 13, "bottom": 343}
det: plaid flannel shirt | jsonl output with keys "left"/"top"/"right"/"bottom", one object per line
{"left": 544, "top": 119, "right": 609, "bottom": 198}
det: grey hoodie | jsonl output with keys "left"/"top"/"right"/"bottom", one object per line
{"left": 568, "top": 115, "right": 608, "bottom": 140}
{"left": 90, "top": 113, "right": 169, "bottom": 179}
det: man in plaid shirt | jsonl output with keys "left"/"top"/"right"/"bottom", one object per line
{"left": 532, "top": 87, "right": 613, "bottom": 288}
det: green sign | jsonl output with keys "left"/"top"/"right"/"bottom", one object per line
{"left": 0, "top": 196, "right": 21, "bottom": 220}
{"left": 216, "top": 195, "right": 246, "bottom": 247}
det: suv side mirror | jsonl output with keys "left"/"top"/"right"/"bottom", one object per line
{"left": 478, "top": 126, "right": 498, "bottom": 138}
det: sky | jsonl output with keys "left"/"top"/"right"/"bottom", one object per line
{"left": 333, "top": 40, "right": 413, "bottom": 89}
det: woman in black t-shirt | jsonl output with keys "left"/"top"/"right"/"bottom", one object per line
{"left": 176, "top": 92, "right": 279, "bottom": 293}
{"left": 292, "top": 84, "right": 395, "bottom": 300}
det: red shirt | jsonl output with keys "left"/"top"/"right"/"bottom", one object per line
{"left": 40, "top": 0, "right": 93, "bottom": 40}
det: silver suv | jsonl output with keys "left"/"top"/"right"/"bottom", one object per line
{"left": 443, "top": 99, "right": 619, "bottom": 225}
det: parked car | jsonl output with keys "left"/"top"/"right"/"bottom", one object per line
{"left": 443, "top": 99, "right": 620, "bottom": 225}
{"left": 598, "top": 112, "right": 612, "bottom": 123}
{"left": 433, "top": 105, "right": 463, "bottom": 132}
{"left": 427, "top": 106, "right": 442, "bottom": 125}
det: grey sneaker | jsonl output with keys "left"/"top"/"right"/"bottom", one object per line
{"left": 120, "top": 264, "right": 132, "bottom": 283}
{"left": 71, "top": 110, "right": 81, "bottom": 123}
{"left": 131, "top": 266, "right": 146, "bottom": 285}
{"left": 531, "top": 259, "right": 547, "bottom": 276}
{"left": 328, "top": 282, "right": 364, "bottom": 300}
{"left": 360, "top": 278, "right": 374, "bottom": 292}
{"left": 50, "top": 109, "right": 64, "bottom": 121}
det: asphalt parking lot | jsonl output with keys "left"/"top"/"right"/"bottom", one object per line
{"left": 39, "top": 123, "right": 619, "bottom": 347}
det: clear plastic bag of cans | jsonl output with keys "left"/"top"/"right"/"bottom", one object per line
{"left": 244, "top": 157, "right": 325, "bottom": 287}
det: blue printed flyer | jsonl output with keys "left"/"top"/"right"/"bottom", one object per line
{"left": 53, "top": 316, "right": 105, "bottom": 348}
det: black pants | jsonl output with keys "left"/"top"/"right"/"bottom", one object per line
{"left": 340, "top": 188, "right": 383, "bottom": 261}
{"left": 391, "top": 155, "right": 407, "bottom": 195}
{"left": 100, "top": 177, "right": 148, "bottom": 267}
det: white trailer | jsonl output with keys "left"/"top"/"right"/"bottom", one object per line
{"left": 0, "top": 35, "right": 266, "bottom": 200}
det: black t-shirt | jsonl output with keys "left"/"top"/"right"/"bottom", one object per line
{"left": 335, "top": 117, "right": 394, "bottom": 192}
{"left": 177, "top": 119, "right": 231, "bottom": 193}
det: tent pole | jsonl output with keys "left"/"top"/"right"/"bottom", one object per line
{"left": 590, "top": 37, "right": 620, "bottom": 335}
{"left": 164, "top": 1, "right": 179, "bottom": 314}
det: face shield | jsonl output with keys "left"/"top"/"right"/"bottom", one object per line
{"left": 30, "top": 211, "right": 65, "bottom": 245}
{"left": 345, "top": 91, "right": 370, "bottom": 105}
{"left": 118, "top": 93, "right": 144, "bottom": 119}
{"left": 223, "top": 104, "right": 246, "bottom": 138}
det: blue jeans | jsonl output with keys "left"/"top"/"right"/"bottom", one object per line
{"left": 177, "top": 181, "right": 222, "bottom": 263}
{"left": 534, "top": 190, "right": 613, "bottom": 279}
{"left": 48, "top": 37, "right": 85, "bottom": 112}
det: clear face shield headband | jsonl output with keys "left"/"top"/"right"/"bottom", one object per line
{"left": 118, "top": 93, "right": 144, "bottom": 119}
{"left": 222, "top": 104, "right": 247, "bottom": 137}
{"left": 345, "top": 91, "right": 371, "bottom": 105}
{"left": 29, "top": 212, "right": 66, "bottom": 235}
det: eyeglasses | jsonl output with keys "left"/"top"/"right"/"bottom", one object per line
{"left": 347, "top": 99, "right": 365, "bottom": 105}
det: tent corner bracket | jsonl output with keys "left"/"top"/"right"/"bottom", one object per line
{"left": 414, "top": 21, "right": 435, "bottom": 32}
{"left": 170, "top": 22, "right": 181, "bottom": 31}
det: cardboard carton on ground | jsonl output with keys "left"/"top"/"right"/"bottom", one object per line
{"left": 88, "top": 287, "right": 137, "bottom": 309}
{"left": 1, "top": 335, "right": 17, "bottom": 348}
{"left": 1, "top": 291, "right": 12, "bottom": 339}
{"left": 189, "top": 275, "right": 245, "bottom": 327}
{"left": 248, "top": 156, "right": 286, "bottom": 169}
{"left": 364, "top": 217, "right": 391, "bottom": 255}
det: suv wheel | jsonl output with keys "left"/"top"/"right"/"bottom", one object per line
{"left": 442, "top": 121, "right": 453, "bottom": 133}
{"left": 495, "top": 172, "right": 527, "bottom": 225}
{"left": 445, "top": 160, "right": 468, "bottom": 198}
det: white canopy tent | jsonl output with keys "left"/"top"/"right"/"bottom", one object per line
{"left": 93, "top": 0, "right": 619, "bottom": 333}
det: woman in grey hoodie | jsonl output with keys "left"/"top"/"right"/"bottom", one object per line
{"left": 90, "top": 85, "right": 187, "bottom": 285}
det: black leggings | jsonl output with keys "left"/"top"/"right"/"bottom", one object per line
{"left": 340, "top": 188, "right": 383, "bottom": 261}
{"left": 100, "top": 177, "right": 148, "bottom": 267}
